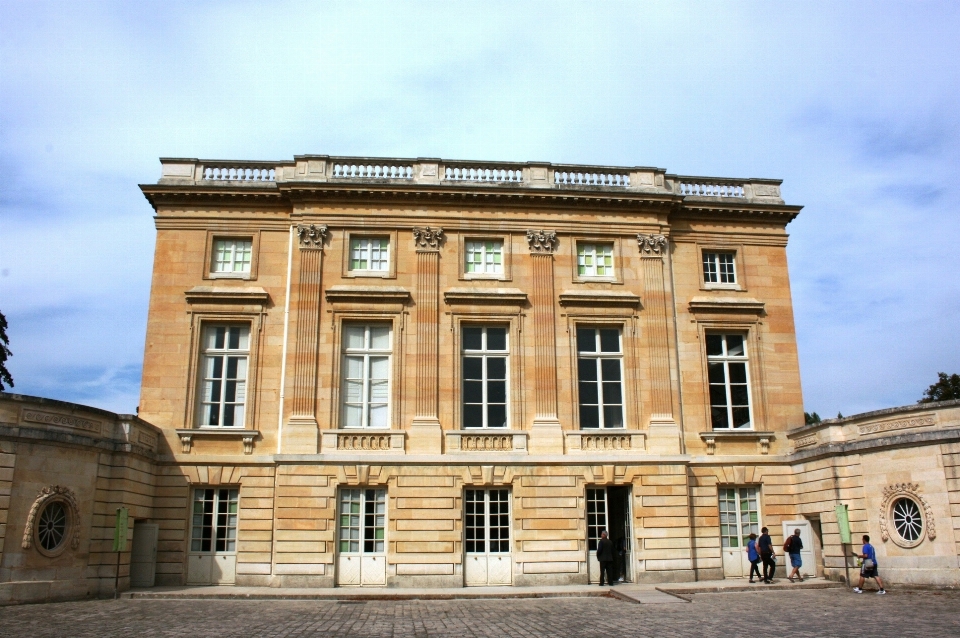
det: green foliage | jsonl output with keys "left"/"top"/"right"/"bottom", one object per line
{"left": 919, "top": 372, "right": 960, "bottom": 404}
{"left": 804, "top": 411, "right": 821, "bottom": 425}
{"left": 837, "top": 412, "right": 843, "bottom": 419}
{"left": 0, "top": 311, "right": 12, "bottom": 391}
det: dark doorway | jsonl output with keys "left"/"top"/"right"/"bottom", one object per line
{"left": 586, "top": 486, "right": 632, "bottom": 582}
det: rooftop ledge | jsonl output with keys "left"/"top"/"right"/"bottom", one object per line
{"left": 151, "top": 155, "right": 788, "bottom": 204}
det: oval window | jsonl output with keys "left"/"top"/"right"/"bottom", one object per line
{"left": 892, "top": 497, "right": 923, "bottom": 544}
{"left": 36, "top": 500, "right": 69, "bottom": 555}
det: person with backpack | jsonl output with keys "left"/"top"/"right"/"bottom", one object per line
{"left": 784, "top": 528, "right": 804, "bottom": 582}
{"left": 757, "top": 527, "right": 776, "bottom": 583}
{"left": 853, "top": 534, "right": 886, "bottom": 594}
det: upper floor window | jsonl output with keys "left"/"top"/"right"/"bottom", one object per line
{"left": 706, "top": 333, "right": 752, "bottom": 429}
{"left": 462, "top": 326, "right": 508, "bottom": 428}
{"left": 342, "top": 324, "right": 391, "bottom": 428}
{"left": 199, "top": 325, "right": 249, "bottom": 427}
{"left": 349, "top": 237, "right": 390, "bottom": 272}
{"left": 465, "top": 240, "right": 504, "bottom": 276}
{"left": 212, "top": 239, "right": 253, "bottom": 275}
{"left": 576, "top": 327, "right": 624, "bottom": 429}
{"left": 577, "top": 243, "right": 614, "bottom": 278}
{"left": 703, "top": 252, "right": 737, "bottom": 286}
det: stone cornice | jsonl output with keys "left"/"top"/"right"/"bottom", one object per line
{"left": 558, "top": 290, "right": 642, "bottom": 308}
{"left": 688, "top": 297, "right": 766, "bottom": 314}
{"left": 323, "top": 285, "right": 411, "bottom": 304}
{"left": 443, "top": 288, "right": 528, "bottom": 305}
{"left": 184, "top": 286, "right": 271, "bottom": 305}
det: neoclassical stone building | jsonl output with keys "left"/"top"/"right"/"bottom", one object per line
{"left": 2, "top": 155, "right": 958, "bottom": 603}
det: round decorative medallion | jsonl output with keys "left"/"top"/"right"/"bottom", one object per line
{"left": 879, "top": 482, "right": 935, "bottom": 548}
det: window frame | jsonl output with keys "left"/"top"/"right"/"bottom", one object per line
{"left": 717, "top": 486, "right": 761, "bottom": 549}
{"left": 575, "top": 326, "right": 627, "bottom": 430}
{"left": 338, "top": 488, "right": 387, "bottom": 555}
{"left": 458, "top": 234, "right": 512, "bottom": 281}
{"left": 189, "top": 487, "right": 240, "bottom": 555}
{"left": 341, "top": 230, "right": 398, "bottom": 279}
{"left": 184, "top": 313, "right": 263, "bottom": 433}
{"left": 705, "top": 332, "right": 754, "bottom": 430}
{"left": 203, "top": 231, "right": 260, "bottom": 281}
{"left": 697, "top": 243, "right": 745, "bottom": 291}
{"left": 196, "top": 324, "right": 251, "bottom": 429}
{"left": 339, "top": 323, "right": 394, "bottom": 429}
{"left": 461, "top": 325, "right": 510, "bottom": 429}
{"left": 464, "top": 488, "right": 511, "bottom": 555}
{"left": 571, "top": 237, "right": 623, "bottom": 284}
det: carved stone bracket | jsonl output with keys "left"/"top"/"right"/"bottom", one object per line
{"left": 176, "top": 429, "right": 261, "bottom": 455}
{"left": 297, "top": 223, "right": 328, "bottom": 249}
{"left": 526, "top": 230, "right": 559, "bottom": 254}
{"left": 22, "top": 485, "right": 81, "bottom": 551}
{"left": 879, "top": 482, "right": 936, "bottom": 546}
{"left": 637, "top": 233, "right": 668, "bottom": 257}
{"left": 413, "top": 227, "right": 444, "bottom": 250}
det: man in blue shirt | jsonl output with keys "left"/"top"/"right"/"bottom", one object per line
{"left": 853, "top": 534, "right": 886, "bottom": 594}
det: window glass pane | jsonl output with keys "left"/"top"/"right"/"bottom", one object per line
{"left": 603, "top": 405, "right": 623, "bottom": 428}
{"left": 726, "top": 335, "right": 744, "bottom": 356}
{"left": 487, "top": 357, "right": 506, "bottom": 380}
{"left": 599, "top": 329, "right": 620, "bottom": 353}
{"left": 344, "top": 326, "right": 366, "bottom": 349}
{"left": 580, "top": 405, "right": 600, "bottom": 428}
{"left": 369, "top": 356, "right": 389, "bottom": 380}
{"left": 730, "top": 384, "right": 749, "bottom": 406}
{"left": 709, "top": 384, "right": 729, "bottom": 406}
{"left": 577, "top": 328, "right": 596, "bottom": 353}
{"left": 463, "top": 380, "right": 483, "bottom": 404}
{"left": 463, "top": 404, "right": 484, "bottom": 428}
{"left": 487, "top": 380, "right": 506, "bottom": 404}
{"left": 708, "top": 362, "right": 726, "bottom": 383}
{"left": 706, "top": 334, "right": 724, "bottom": 356}
{"left": 369, "top": 327, "right": 390, "bottom": 349}
{"left": 486, "top": 328, "right": 507, "bottom": 351}
{"left": 487, "top": 405, "right": 507, "bottom": 428}
{"left": 729, "top": 362, "right": 747, "bottom": 383}
{"left": 602, "top": 381, "right": 622, "bottom": 404}
{"left": 711, "top": 406, "right": 730, "bottom": 429}
{"left": 600, "top": 359, "right": 621, "bottom": 381}
{"left": 463, "top": 357, "right": 483, "bottom": 380}
{"left": 463, "top": 327, "right": 483, "bottom": 351}
{"left": 579, "top": 381, "right": 599, "bottom": 405}
{"left": 732, "top": 408, "right": 751, "bottom": 428}
{"left": 578, "top": 359, "right": 598, "bottom": 382}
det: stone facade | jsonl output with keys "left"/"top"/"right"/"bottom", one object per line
{"left": 1, "top": 156, "right": 957, "bottom": 602}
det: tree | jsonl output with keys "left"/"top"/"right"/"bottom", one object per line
{"left": 919, "top": 372, "right": 960, "bottom": 404}
{"left": 804, "top": 411, "right": 821, "bottom": 425}
{"left": 0, "top": 311, "right": 12, "bottom": 391}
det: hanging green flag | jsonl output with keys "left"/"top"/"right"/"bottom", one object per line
{"left": 113, "top": 507, "right": 129, "bottom": 552}
{"left": 835, "top": 503, "right": 851, "bottom": 544}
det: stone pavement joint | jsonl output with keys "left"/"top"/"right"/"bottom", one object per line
{"left": 3, "top": 588, "right": 959, "bottom": 637}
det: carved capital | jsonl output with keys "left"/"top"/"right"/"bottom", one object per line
{"left": 637, "top": 233, "right": 668, "bottom": 257}
{"left": 297, "top": 224, "right": 328, "bottom": 249}
{"left": 413, "top": 227, "right": 444, "bottom": 250}
{"left": 526, "top": 230, "right": 559, "bottom": 254}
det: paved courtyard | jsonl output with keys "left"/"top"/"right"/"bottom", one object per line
{"left": 2, "top": 588, "right": 958, "bottom": 637}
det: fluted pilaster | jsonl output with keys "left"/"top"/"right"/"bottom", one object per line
{"left": 526, "top": 230, "right": 564, "bottom": 453}
{"left": 409, "top": 227, "right": 444, "bottom": 453}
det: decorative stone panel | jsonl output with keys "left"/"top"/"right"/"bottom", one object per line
{"left": 565, "top": 431, "right": 646, "bottom": 452}
{"left": 445, "top": 430, "right": 528, "bottom": 453}
{"left": 320, "top": 430, "right": 406, "bottom": 453}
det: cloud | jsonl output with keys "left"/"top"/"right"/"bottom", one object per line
{"left": 1, "top": 0, "right": 959, "bottom": 418}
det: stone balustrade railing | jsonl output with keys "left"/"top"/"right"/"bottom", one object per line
{"left": 554, "top": 169, "right": 630, "bottom": 187}
{"left": 678, "top": 179, "right": 744, "bottom": 198}
{"left": 156, "top": 157, "right": 784, "bottom": 203}
{"left": 444, "top": 165, "right": 522, "bottom": 183}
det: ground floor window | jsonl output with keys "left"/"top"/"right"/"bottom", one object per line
{"left": 465, "top": 489, "right": 510, "bottom": 554}
{"left": 190, "top": 488, "right": 239, "bottom": 552}
{"left": 339, "top": 488, "right": 386, "bottom": 554}
{"left": 718, "top": 486, "right": 759, "bottom": 548}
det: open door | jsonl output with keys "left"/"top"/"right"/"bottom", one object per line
{"left": 586, "top": 486, "right": 632, "bottom": 583}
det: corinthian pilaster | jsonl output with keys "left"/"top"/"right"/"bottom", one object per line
{"left": 637, "top": 233, "right": 680, "bottom": 454}
{"left": 526, "top": 230, "right": 564, "bottom": 454}
{"left": 283, "top": 224, "right": 328, "bottom": 453}
{"left": 409, "top": 227, "right": 443, "bottom": 453}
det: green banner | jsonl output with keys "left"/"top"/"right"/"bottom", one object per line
{"left": 113, "top": 507, "right": 129, "bottom": 552}
{"left": 835, "top": 503, "right": 851, "bottom": 544}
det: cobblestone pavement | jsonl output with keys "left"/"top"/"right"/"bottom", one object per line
{"left": 3, "top": 588, "right": 958, "bottom": 637}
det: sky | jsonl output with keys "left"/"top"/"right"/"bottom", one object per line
{"left": 1, "top": 0, "right": 958, "bottom": 418}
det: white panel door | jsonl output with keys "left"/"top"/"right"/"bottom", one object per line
{"left": 781, "top": 520, "right": 816, "bottom": 578}
{"left": 130, "top": 522, "right": 158, "bottom": 588}
{"left": 464, "top": 489, "right": 512, "bottom": 586}
{"left": 337, "top": 488, "right": 387, "bottom": 587}
{"left": 187, "top": 488, "right": 239, "bottom": 585}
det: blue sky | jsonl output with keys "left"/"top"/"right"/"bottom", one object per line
{"left": 1, "top": 1, "right": 958, "bottom": 417}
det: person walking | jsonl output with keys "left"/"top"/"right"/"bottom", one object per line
{"left": 785, "top": 528, "right": 804, "bottom": 582}
{"left": 746, "top": 532, "right": 762, "bottom": 583}
{"left": 757, "top": 526, "right": 776, "bottom": 583}
{"left": 596, "top": 530, "right": 615, "bottom": 586}
{"left": 853, "top": 534, "right": 886, "bottom": 594}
